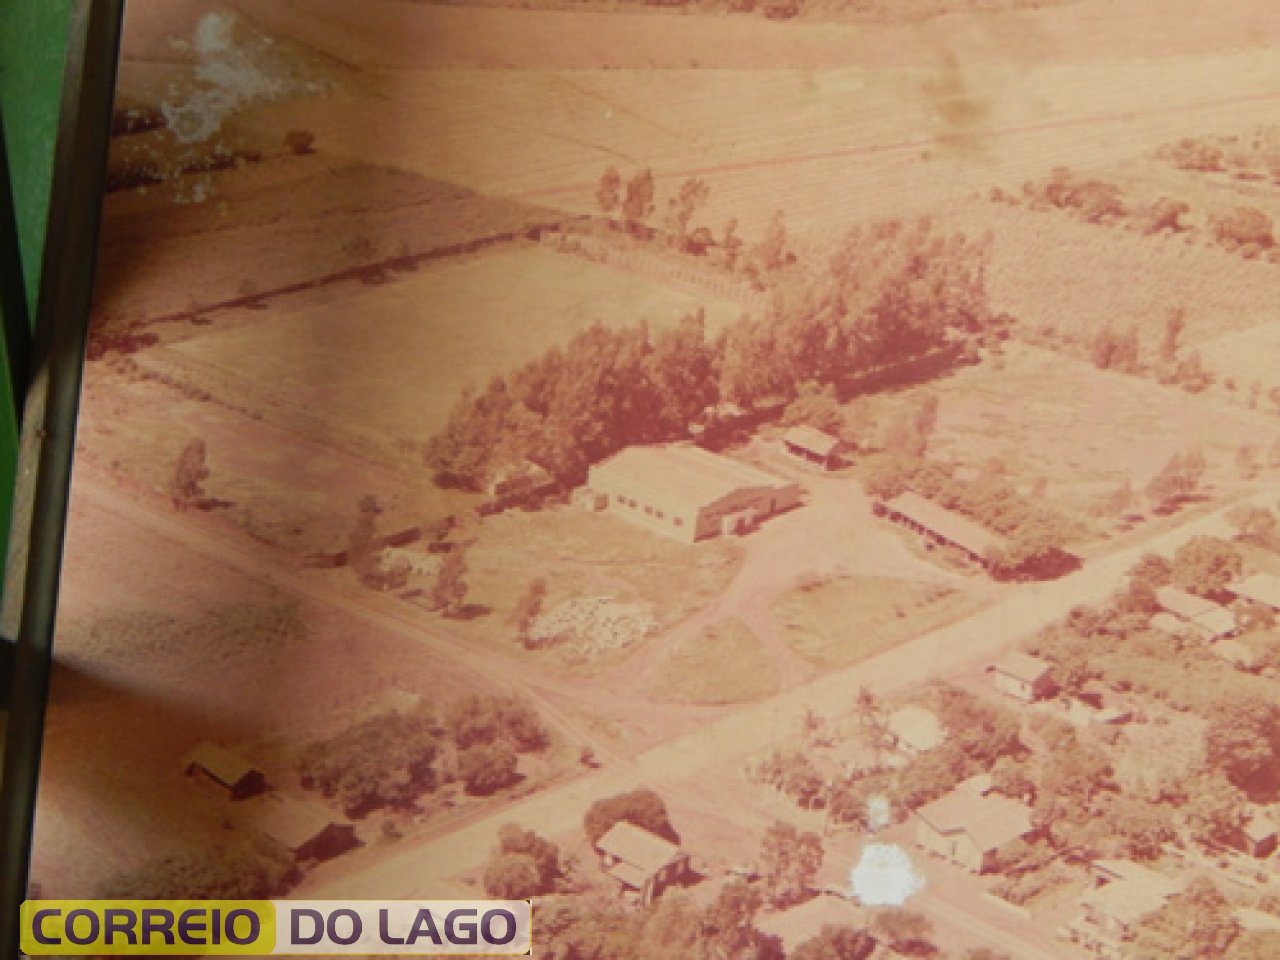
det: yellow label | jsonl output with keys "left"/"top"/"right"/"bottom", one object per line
{"left": 20, "top": 900, "right": 276, "bottom": 956}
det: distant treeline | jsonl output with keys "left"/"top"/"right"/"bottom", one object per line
{"left": 426, "top": 216, "right": 994, "bottom": 490}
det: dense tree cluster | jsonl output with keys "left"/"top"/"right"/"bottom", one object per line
{"left": 758, "top": 821, "right": 823, "bottom": 908}
{"left": 583, "top": 787, "right": 680, "bottom": 847}
{"left": 535, "top": 882, "right": 783, "bottom": 960}
{"left": 427, "top": 216, "right": 993, "bottom": 489}
{"left": 483, "top": 824, "right": 564, "bottom": 898}
{"left": 101, "top": 844, "right": 297, "bottom": 899}
{"left": 298, "top": 708, "right": 441, "bottom": 817}
{"left": 299, "top": 694, "right": 547, "bottom": 813}
{"left": 1171, "top": 535, "right": 1243, "bottom": 596}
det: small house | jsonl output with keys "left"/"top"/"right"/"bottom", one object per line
{"left": 912, "top": 777, "right": 1034, "bottom": 874}
{"left": 1154, "top": 585, "right": 1238, "bottom": 640}
{"left": 782, "top": 426, "right": 844, "bottom": 470}
{"left": 184, "top": 743, "right": 267, "bottom": 800}
{"left": 1229, "top": 573, "right": 1280, "bottom": 613}
{"left": 595, "top": 821, "right": 690, "bottom": 907}
{"left": 1234, "top": 811, "right": 1279, "bottom": 859}
{"left": 257, "top": 799, "right": 358, "bottom": 863}
{"left": 879, "top": 492, "right": 1008, "bottom": 570}
{"left": 986, "top": 651, "right": 1054, "bottom": 702}
{"left": 1063, "top": 864, "right": 1182, "bottom": 960}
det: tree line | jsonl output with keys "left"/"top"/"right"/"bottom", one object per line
{"left": 427, "top": 215, "right": 993, "bottom": 490}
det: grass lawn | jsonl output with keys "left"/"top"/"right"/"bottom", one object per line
{"left": 772, "top": 574, "right": 977, "bottom": 668}
{"left": 643, "top": 619, "right": 780, "bottom": 705}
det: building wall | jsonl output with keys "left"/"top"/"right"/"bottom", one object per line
{"left": 590, "top": 476, "right": 798, "bottom": 543}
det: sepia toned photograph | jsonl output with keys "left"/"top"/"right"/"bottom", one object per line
{"left": 24, "top": 0, "right": 1280, "bottom": 956}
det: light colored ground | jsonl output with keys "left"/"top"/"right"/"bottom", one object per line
{"left": 773, "top": 575, "right": 980, "bottom": 668}
{"left": 160, "top": 246, "right": 741, "bottom": 451}
{"left": 852, "top": 341, "right": 1280, "bottom": 523}
{"left": 642, "top": 618, "right": 781, "bottom": 705}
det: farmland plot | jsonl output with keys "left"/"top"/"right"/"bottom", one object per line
{"left": 160, "top": 245, "right": 743, "bottom": 460}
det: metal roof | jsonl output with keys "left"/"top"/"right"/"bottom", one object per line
{"left": 589, "top": 444, "right": 796, "bottom": 515}
{"left": 596, "top": 821, "right": 683, "bottom": 876}
{"left": 883, "top": 491, "right": 1007, "bottom": 558}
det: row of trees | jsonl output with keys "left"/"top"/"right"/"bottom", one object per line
{"left": 427, "top": 215, "right": 994, "bottom": 489}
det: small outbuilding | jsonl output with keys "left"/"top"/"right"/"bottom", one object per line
{"left": 879, "top": 491, "right": 1007, "bottom": 570}
{"left": 257, "top": 799, "right": 358, "bottom": 863}
{"left": 1229, "top": 572, "right": 1280, "bottom": 613}
{"left": 595, "top": 821, "right": 690, "bottom": 907}
{"left": 782, "top": 426, "right": 844, "bottom": 470}
{"left": 184, "top": 743, "right": 267, "bottom": 800}
{"left": 1234, "top": 811, "right": 1279, "bottom": 859}
{"left": 986, "top": 651, "right": 1054, "bottom": 703}
{"left": 1154, "top": 585, "right": 1238, "bottom": 640}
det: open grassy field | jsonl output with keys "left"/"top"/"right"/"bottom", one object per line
{"left": 32, "top": 494, "right": 502, "bottom": 896}
{"left": 642, "top": 618, "right": 781, "bottom": 705}
{"left": 75, "top": 368, "right": 469, "bottom": 552}
{"left": 772, "top": 574, "right": 979, "bottom": 668}
{"left": 454, "top": 506, "right": 744, "bottom": 665}
{"left": 850, "top": 342, "right": 1280, "bottom": 523}
{"left": 159, "top": 245, "right": 743, "bottom": 458}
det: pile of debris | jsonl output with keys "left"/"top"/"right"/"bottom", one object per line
{"left": 527, "top": 596, "right": 657, "bottom": 657}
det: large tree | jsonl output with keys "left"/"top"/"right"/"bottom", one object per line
{"left": 1172, "top": 535, "right": 1243, "bottom": 596}
{"left": 170, "top": 437, "right": 210, "bottom": 510}
{"left": 1205, "top": 696, "right": 1280, "bottom": 797}
{"left": 623, "top": 169, "right": 656, "bottom": 235}
{"left": 792, "top": 926, "right": 877, "bottom": 960}
{"left": 759, "top": 821, "right": 824, "bottom": 908}
{"left": 584, "top": 788, "right": 679, "bottom": 846}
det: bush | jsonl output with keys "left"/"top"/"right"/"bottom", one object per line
{"left": 1211, "top": 207, "right": 1275, "bottom": 250}
{"left": 458, "top": 742, "right": 519, "bottom": 796}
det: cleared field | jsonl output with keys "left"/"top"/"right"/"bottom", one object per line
{"left": 852, "top": 342, "right": 1280, "bottom": 522}
{"left": 32, "top": 495, "right": 492, "bottom": 896}
{"left": 162, "top": 245, "right": 743, "bottom": 454}
{"left": 642, "top": 619, "right": 780, "bottom": 705}
{"left": 973, "top": 199, "right": 1280, "bottom": 352}
{"left": 93, "top": 158, "right": 564, "bottom": 327}
{"left": 772, "top": 575, "right": 978, "bottom": 668}
{"left": 76, "top": 370, "right": 469, "bottom": 552}
{"left": 456, "top": 506, "right": 743, "bottom": 667}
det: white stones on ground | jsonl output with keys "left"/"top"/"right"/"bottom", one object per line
{"left": 528, "top": 597, "right": 657, "bottom": 656}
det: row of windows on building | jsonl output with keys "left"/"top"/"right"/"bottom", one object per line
{"left": 614, "top": 494, "right": 684, "bottom": 526}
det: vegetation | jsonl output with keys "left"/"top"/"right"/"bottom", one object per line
{"left": 427, "top": 215, "right": 992, "bottom": 489}
{"left": 458, "top": 741, "right": 520, "bottom": 795}
{"left": 100, "top": 844, "right": 297, "bottom": 899}
{"left": 1171, "top": 535, "right": 1243, "bottom": 596}
{"left": 759, "top": 821, "right": 823, "bottom": 908}
{"left": 169, "top": 438, "right": 210, "bottom": 511}
{"left": 792, "top": 926, "right": 877, "bottom": 960}
{"left": 583, "top": 787, "right": 680, "bottom": 846}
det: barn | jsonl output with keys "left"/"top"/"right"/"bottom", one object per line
{"left": 184, "top": 743, "right": 267, "bottom": 800}
{"left": 879, "top": 491, "right": 1007, "bottom": 569}
{"left": 782, "top": 426, "right": 844, "bottom": 469}
{"left": 257, "top": 799, "right": 358, "bottom": 863}
{"left": 584, "top": 444, "right": 800, "bottom": 543}
{"left": 986, "top": 651, "right": 1054, "bottom": 703}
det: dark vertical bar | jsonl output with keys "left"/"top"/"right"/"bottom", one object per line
{"left": 0, "top": 105, "right": 31, "bottom": 422}
{"left": 0, "top": 2, "right": 124, "bottom": 956}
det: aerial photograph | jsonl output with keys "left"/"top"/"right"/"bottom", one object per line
{"left": 25, "top": 0, "right": 1280, "bottom": 956}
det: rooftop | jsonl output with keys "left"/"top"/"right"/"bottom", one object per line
{"left": 987, "top": 650, "right": 1053, "bottom": 684}
{"left": 914, "top": 788, "right": 1034, "bottom": 853}
{"left": 1230, "top": 572, "right": 1280, "bottom": 610}
{"left": 783, "top": 425, "right": 842, "bottom": 459}
{"left": 255, "top": 798, "right": 346, "bottom": 851}
{"left": 883, "top": 491, "right": 1007, "bottom": 558}
{"left": 589, "top": 444, "right": 795, "bottom": 513}
{"left": 185, "top": 743, "right": 260, "bottom": 787}
{"left": 1155, "top": 586, "right": 1236, "bottom": 637}
{"left": 596, "top": 821, "right": 684, "bottom": 875}
{"left": 1079, "top": 871, "right": 1182, "bottom": 927}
